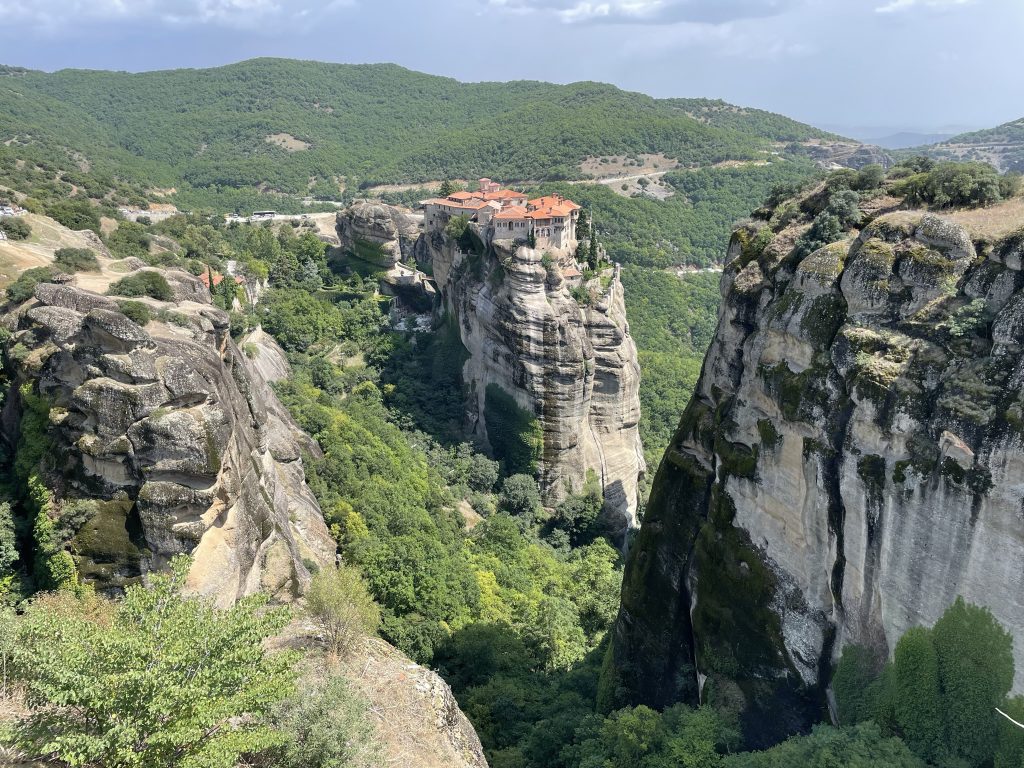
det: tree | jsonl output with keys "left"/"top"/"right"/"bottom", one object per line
{"left": 589, "top": 229, "right": 599, "bottom": 268}
{"left": 551, "top": 483, "right": 604, "bottom": 547}
{"left": 0, "top": 501, "right": 17, "bottom": 597}
{"left": 10, "top": 556, "right": 295, "bottom": 768}
{"left": 304, "top": 564, "right": 381, "bottom": 657}
{"left": 892, "top": 627, "right": 945, "bottom": 763}
{"left": 498, "top": 474, "right": 541, "bottom": 520}
{"left": 933, "top": 597, "right": 1014, "bottom": 766}
{"left": 576, "top": 208, "right": 591, "bottom": 241}
{"left": 995, "top": 697, "right": 1024, "bottom": 768}
{"left": 439, "top": 179, "right": 458, "bottom": 197}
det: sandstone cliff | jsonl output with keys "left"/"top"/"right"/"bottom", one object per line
{"left": 2, "top": 277, "right": 336, "bottom": 604}
{"left": 424, "top": 227, "right": 645, "bottom": 534}
{"left": 335, "top": 201, "right": 424, "bottom": 267}
{"left": 608, "top": 190, "right": 1024, "bottom": 743}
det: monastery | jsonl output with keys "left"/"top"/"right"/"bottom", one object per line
{"left": 422, "top": 178, "right": 582, "bottom": 252}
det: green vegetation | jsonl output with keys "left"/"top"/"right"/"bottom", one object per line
{"left": 621, "top": 266, "right": 721, "bottom": 468}
{"left": 484, "top": 383, "right": 544, "bottom": 476}
{"left": 107, "top": 270, "right": 173, "bottom": 301}
{"left": 891, "top": 159, "right": 1013, "bottom": 208}
{"left": 536, "top": 159, "right": 818, "bottom": 267}
{"left": 5, "top": 266, "right": 58, "bottom": 304}
{"left": 53, "top": 247, "right": 100, "bottom": 272}
{"left": 45, "top": 199, "right": 102, "bottom": 233}
{"left": 268, "top": 673, "right": 380, "bottom": 768}
{"left": 833, "top": 598, "right": 1019, "bottom": 768}
{"left": 0, "top": 59, "right": 833, "bottom": 213}
{"left": 305, "top": 564, "right": 381, "bottom": 657}
{"left": 0, "top": 216, "right": 31, "bottom": 240}
{"left": 115, "top": 299, "right": 151, "bottom": 326}
{"left": 7, "top": 556, "right": 295, "bottom": 767}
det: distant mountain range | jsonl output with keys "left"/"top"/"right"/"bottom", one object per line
{"left": 864, "top": 132, "right": 957, "bottom": 149}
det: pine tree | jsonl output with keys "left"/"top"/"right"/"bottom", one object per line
{"left": 588, "top": 231, "right": 599, "bottom": 270}
{"left": 438, "top": 179, "right": 457, "bottom": 197}
{"left": 576, "top": 209, "right": 590, "bottom": 241}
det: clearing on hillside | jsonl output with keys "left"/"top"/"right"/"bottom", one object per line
{"left": 265, "top": 133, "right": 311, "bottom": 152}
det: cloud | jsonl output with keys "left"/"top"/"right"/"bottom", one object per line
{"left": 486, "top": 0, "right": 801, "bottom": 25}
{"left": 0, "top": 0, "right": 355, "bottom": 32}
{"left": 875, "top": 0, "right": 975, "bottom": 13}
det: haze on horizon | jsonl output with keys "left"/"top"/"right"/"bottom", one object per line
{"left": 0, "top": 0, "right": 1019, "bottom": 139}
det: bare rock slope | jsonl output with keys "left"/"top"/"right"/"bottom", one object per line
{"left": 608, "top": 193, "right": 1024, "bottom": 742}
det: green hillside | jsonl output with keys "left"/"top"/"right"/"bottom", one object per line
{"left": 917, "top": 116, "right": 1024, "bottom": 172}
{"left": 0, "top": 58, "right": 833, "bottom": 210}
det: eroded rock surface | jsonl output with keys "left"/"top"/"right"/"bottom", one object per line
{"left": 609, "top": 198, "right": 1024, "bottom": 742}
{"left": 427, "top": 228, "right": 645, "bottom": 535}
{"left": 335, "top": 201, "right": 423, "bottom": 266}
{"left": 4, "top": 281, "right": 335, "bottom": 604}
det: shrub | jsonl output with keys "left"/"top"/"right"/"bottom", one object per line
{"left": 53, "top": 247, "right": 99, "bottom": 272}
{"left": 116, "top": 300, "right": 151, "bottom": 326}
{"left": 305, "top": 565, "right": 381, "bottom": 657}
{"left": 893, "top": 161, "right": 1003, "bottom": 209}
{"left": 0, "top": 216, "right": 31, "bottom": 240}
{"left": 5, "top": 266, "right": 58, "bottom": 304}
{"left": 46, "top": 199, "right": 100, "bottom": 232}
{"left": 10, "top": 556, "right": 295, "bottom": 767}
{"left": 105, "top": 221, "right": 151, "bottom": 259}
{"left": 268, "top": 672, "right": 380, "bottom": 768}
{"left": 108, "top": 270, "right": 173, "bottom": 301}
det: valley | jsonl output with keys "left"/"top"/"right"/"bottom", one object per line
{"left": 0, "top": 53, "right": 1023, "bottom": 768}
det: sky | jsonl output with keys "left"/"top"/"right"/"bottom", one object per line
{"left": 0, "top": 0, "right": 1020, "bottom": 137}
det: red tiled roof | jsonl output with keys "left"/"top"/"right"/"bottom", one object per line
{"left": 493, "top": 208, "right": 530, "bottom": 221}
{"left": 483, "top": 189, "right": 528, "bottom": 201}
{"left": 446, "top": 191, "right": 478, "bottom": 201}
{"left": 562, "top": 266, "right": 582, "bottom": 277}
{"left": 527, "top": 194, "right": 581, "bottom": 211}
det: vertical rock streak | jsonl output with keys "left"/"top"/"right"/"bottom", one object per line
{"left": 611, "top": 210, "right": 1024, "bottom": 740}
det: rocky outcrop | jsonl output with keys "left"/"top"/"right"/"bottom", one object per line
{"left": 800, "top": 140, "right": 893, "bottom": 170}
{"left": 346, "top": 637, "right": 489, "bottom": 768}
{"left": 427, "top": 227, "right": 645, "bottom": 535}
{"left": 335, "top": 201, "right": 424, "bottom": 267}
{"left": 3, "top": 281, "right": 335, "bottom": 604}
{"left": 608, "top": 197, "right": 1024, "bottom": 744}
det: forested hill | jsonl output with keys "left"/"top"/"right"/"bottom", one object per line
{"left": 916, "top": 116, "right": 1024, "bottom": 172}
{"left": 0, "top": 58, "right": 834, "bottom": 205}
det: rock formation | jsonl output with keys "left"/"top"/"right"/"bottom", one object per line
{"left": 607, "top": 190, "right": 1024, "bottom": 744}
{"left": 426, "top": 226, "right": 645, "bottom": 535}
{"left": 335, "top": 201, "right": 424, "bottom": 267}
{"left": 2, "top": 278, "right": 336, "bottom": 604}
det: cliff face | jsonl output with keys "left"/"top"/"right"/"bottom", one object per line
{"left": 608, "top": 200, "right": 1024, "bottom": 742}
{"left": 425, "top": 227, "right": 645, "bottom": 534}
{"left": 3, "top": 278, "right": 336, "bottom": 604}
